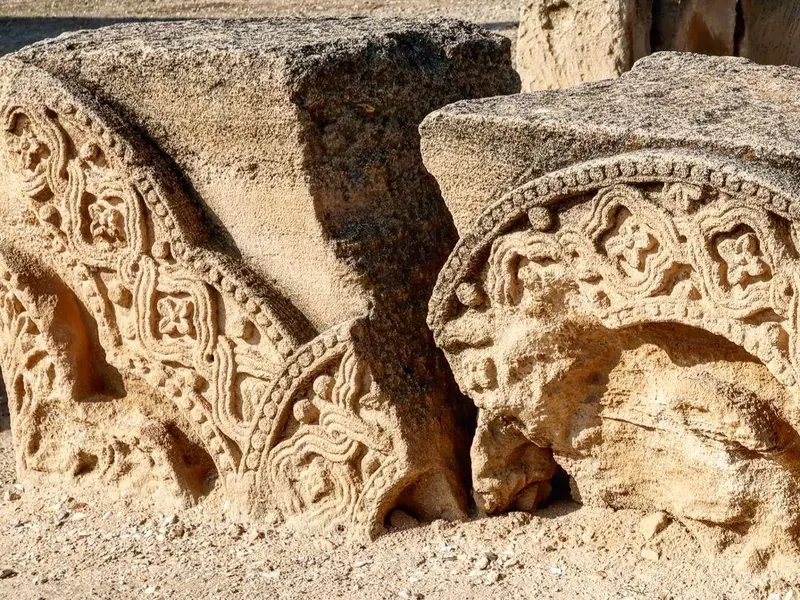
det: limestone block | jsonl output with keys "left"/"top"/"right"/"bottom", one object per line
{"left": 0, "top": 18, "right": 519, "bottom": 537}
{"left": 424, "top": 53, "right": 800, "bottom": 571}
{"left": 517, "top": 0, "right": 651, "bottom": 91}
{"left": 517, "top": 0, "right": 800, "bottom": 91}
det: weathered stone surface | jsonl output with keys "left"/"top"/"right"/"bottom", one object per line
{"left": 518, "top": 0, "right": 800, "bottom": 91}
{"left": 739, "top": 0, "right": 800, "bottom": 67}
{"left": 517, "top": 0, "right": 650, "bottom": 91}
{"left": 424, "top": 52, "right": 800, "bottom": 571}
{"left": 0, "top": 17, "right": 518, "bottom": 537}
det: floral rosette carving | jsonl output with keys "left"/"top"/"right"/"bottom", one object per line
{"left": 3, "top": 105, "right": 68, "bottom": 200}
{"left": 581, "top": 185, "right": 683, "bottom": 298}
{"left": 0, "top": 58, "right": 420, "bottom": 536}
{"left": 430, "top": 153, "right": 800, "bottom": 393}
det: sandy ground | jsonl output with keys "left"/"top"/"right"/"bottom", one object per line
{"left": 0, "top": 0, "right": 518, "bottom": 55}
{"left": 0, "top": 1, "right": 799, "bottom": 599}
{"left": 0, "top": 474, "right": 796, "bottom": 600}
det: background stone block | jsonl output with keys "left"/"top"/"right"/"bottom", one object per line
{"left": 518, "top": 0, "right": 800, "bottom": 91}
{"left": 517, "top": 0, "right": 650, "bottom": 91}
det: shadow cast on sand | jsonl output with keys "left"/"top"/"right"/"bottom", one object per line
{"left": 0, "top": 17, "right": 185, "bottom": 55}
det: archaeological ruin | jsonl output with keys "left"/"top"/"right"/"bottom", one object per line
{"left": 424, "top": 51, "right": 800, "bottom": 570}
{"left": 3, "top": 6, "right": 800, "bottom": 576}
{"left": 0, "top": 17, "right": 517, "bottom": 538}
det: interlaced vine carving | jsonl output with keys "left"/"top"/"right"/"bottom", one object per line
{"left": 0, "top": 58, "right": 411, "bottom": 535}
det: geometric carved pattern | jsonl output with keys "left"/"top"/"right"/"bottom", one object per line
{"left": 430, "top": 152, "right": 800, "bottom": 391}
{"left": 0, "top": 58, "right": 414, "bottom": 536}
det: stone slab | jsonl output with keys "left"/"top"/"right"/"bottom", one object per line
{"left": 422, "top": 52, "right": 800, "bottom": 236}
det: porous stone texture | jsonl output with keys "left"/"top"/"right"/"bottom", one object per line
{"left": 517, "top": 0, "right": 650, "bottom": 91}
{"left": 517, "top": 0, "right": 800, "bottom": 91}
{"left": 424, "top": 52, "right": 800, "bottom": 573}
{"left": 0, "top": 17, "right": 518, "bottom": 538}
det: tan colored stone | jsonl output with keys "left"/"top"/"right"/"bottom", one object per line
{"left": 639, "top": 512, "right": 670, "bottom": 540}
{"left": 0, "top": 17, "right": 518, "bottom": 538}
{"left": 423, "top": 52, "right": 800, "bottom": 573}
{"left": 517, "top": 0, "right": 800, "bottom": 90}
{"left": 517, "top": 0, "right": 650, "bottom": 91}
{"left": 739, "top": 1, "right": 800, "bottom": 67}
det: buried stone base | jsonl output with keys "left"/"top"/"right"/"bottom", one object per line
{"left": 423, "top": 53, "right": 800, "bottom": 572}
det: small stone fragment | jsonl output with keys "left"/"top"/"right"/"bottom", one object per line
{"left": 2, "top": 490, "right": 19, "bottom": 502}
{"left": 168, "top": 523, "right": 186, "bottom": 539}
{"left": 246, "top": 528, "right": 262, "bottom": 544}
{"left": 641, "top": 547, "right": 661, "bottom": 562}
{"left": 227, "top": 523, "right": 244, "bottom": 539}
{"left": 55, "top": 510, "right": 70, "bottom": 523}
{"left": 482, "top": 550, "right": 498, "bottom": 562}
{"left": 639, "top": 512, "right": 670, "bottom": 540}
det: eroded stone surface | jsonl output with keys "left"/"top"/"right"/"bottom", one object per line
{"left": 0, "top": 17, "right": 518, "bottom": 538}
{"left": 518, "top": 0, "right": 800, "bottom": 91}
{"left": 424, "top": 53, "right": 800, "bottom": 573}
{"left": 517, "top": 0, "right": 650, "bottom": 91}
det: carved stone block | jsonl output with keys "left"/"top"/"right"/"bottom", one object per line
{"left": 424, "top": 52, "right": 800, "bottom": 571}
{"left": 0, "top": 18, "right": 519, "bottom": 537}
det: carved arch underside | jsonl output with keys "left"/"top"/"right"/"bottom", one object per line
{"left": 0, "top": 58, "right": 413, "bottom": 535}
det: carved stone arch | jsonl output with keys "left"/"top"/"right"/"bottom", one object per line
{"left": 429, "top": 150, "right": 800, "bottom": 540}
{"left": 430, "top": 151, "right": 800, "bottom": 390}
{"left": 0, "top": 55, "right": 468, "bottom": 537}
{"left": 0, "top": 59, "right": 321, "bottom": 489}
